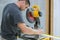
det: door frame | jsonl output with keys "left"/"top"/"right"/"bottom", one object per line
{"left": 46, "top": 0, "right": 53, "bottom": 37}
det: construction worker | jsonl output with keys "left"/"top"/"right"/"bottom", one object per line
{"left": 1, "top": 0, "right": 43, "bottom": 40}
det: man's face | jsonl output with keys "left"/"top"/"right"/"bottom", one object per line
{"left": 19, "top": 1, "right": 29, "bottom": 10}
{"left": 21, "top": 4, "right": 29, "bottom": 10}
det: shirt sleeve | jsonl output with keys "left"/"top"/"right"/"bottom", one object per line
{"left": 10, "top": 6, "right": 24, "bottom": 25}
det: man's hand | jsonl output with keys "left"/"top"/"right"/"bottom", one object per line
{"left": 17, "top": 23, "right": 43, "bottom": 35}
{"left": 35, "top": 29, "right": 43, "bottom": 35}
{"left": 23, "top": 29, "right": 43, "bottom": 35}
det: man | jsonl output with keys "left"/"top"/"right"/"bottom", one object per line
{"left": 1, "top": 0, "right": 43, "bottom": 40}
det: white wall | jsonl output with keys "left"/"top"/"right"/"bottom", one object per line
{"left": 53, "top": 0, "right": 60, "bottom": 40}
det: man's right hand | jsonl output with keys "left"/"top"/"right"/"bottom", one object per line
{"left": 35, "top": 29, "right": 43, "bottom": 35}
{"left": 17, "top": 23, "right": 43, "bottom": 35}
